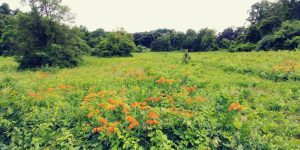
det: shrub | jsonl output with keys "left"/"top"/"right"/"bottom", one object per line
{"left": 13, "top": 11, "right": 83, "bottom": 69}
{"left": 150, "top": 35, "right": 172, "bottom": 51}
{"left": 92, "top": 31, "right": 136, "bottom": 57}
{"left": 284, "top": 36, "right": 300, "bottom": 50}
{"left": 16, "top": 44, "right": 81, "bottom": 69}
{"left": 229, "top": 43, "right": 256, "bottom": 52}
{"left": 135, "top": 45, "right": 149, "bottom": 53}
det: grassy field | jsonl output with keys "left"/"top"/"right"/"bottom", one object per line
{"left": 0, "top": 51, "right": 300, "bottom": 149}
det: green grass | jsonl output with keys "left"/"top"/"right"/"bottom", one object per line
{"left": 0, "top": 51, "right": 300, "bottom": 149}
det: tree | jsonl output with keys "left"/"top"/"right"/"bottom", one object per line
{"left": 258, "top": 16, "right": 282, "bottom": 36}
{"left": 192, "top": 28, "right": 218, "bottom": 51}
{"left": 151, "top": 34, "right": 172, "bottom": 51}
{"left": 0, "top": 3, "right": 18, "bottom": 55}
{"left": 247, "top": 0, "right": 273, "bottom": 24}
{"left": 20, "top": 0, "right": 74, "bottom": 22}
{"left": 14, "top": 11, "right": 82, "bottom": 69}
{"left": 183, "top": 29, "right": 197, "bottom": 51}
{"left": 244, "top": 25, "right": 261, "bottom": 43}
{"left": 92, "top": 30, "right": 136, "bottom": 57}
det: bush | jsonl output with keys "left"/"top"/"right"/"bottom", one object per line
{"left": 151, "top": 35, "right": 172, "bottom": 51}
{"left": 17, "top": 44, "right": 81, "bottom": 69}
{"left": 135, "top": 45, "right": 149, "bottom": 53}
{"left": 13, "top": 11, "right": 83, "bottom": 69}
{"left": 284, "top": 36, "right": 300, "bottom": 50}
{"left": 92, "top": 31, "right": 136, "bottom": 57}
{"left": 229, "top": 43, "right": 256, "bottom": 52}
{"left": 256, "top": 20, "right": 300, "bottom": 50}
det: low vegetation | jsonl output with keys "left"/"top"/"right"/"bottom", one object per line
{"left": 1, "top": 51, "right": 300, "bottom": 149}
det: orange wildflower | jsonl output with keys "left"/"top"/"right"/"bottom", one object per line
{"left": 108, "top": 105, "right": 116, "bottom": 111}
{"left": 146, "top": 120, "right": 154, "bottom": 125}
{"left": 195, "top": 97, "right": 206, "bottom": 102}
{"left": 97, "top": 103, "right": 106, "bottom": 107}
{"left": 28, "top": 92, "right": 40, "bottom": 98}
{"left": 153, "top": 120, "right": 159, "bottom": 125}
{"left": 92, "top": 128, "right": 98, "bottom": 133}
{"left": 156, "top": 77, "right": 175, "bottom": 84}
{"left": 140, "top": 102, "right": 147, "bottom": 106}
{"left": 148, "top": 111, "right": 159, "bottom": 119}
{"left": 147, "top": 97, "right": 161, "bottom": 102}
{"left": 96, "top": 126, "right": 105, "bottom": 132}
{"left": 184, "top": 86, "right": 197, "bottom": 93}
{"left": 122, "top": 107, "right": 129, "bottom": 114}
{"left": 99, "top": 118, "right": 109, "bottom": 125}
{"left": 128, "top": 121, "right": 140, "bottom": 130}
{"left": 228, "top": 102, "right": 243, "bottom": 112}
{"left": 47, "top": 88, "right": 54, "bottom": 92}
{"left": 57, "top": 84, "right": 71, "bottom": 90}
{"left": 106, "top": 125, "right": 116, "bottom": 134}
{"left": 126, "top": 116, "right": 136, "bottom": 123}
{"left": 87, "top": 112, "right": 94, "bottom": 118}
{"left": 95, "top": 109, "right": 100, "bottom": 113}
{"left": 108, "top": 99, "right": 117, "bottom": 105}
{"left": 130, "top": 102, "right": 139, "bottom": 108}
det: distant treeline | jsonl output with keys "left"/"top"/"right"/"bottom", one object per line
{"left": 0, "top": 0, "right": 299, "bottom": 69}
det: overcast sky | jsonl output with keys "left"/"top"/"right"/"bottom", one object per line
{"left": 0, "top": 0, "right": 270, "bottom": 33}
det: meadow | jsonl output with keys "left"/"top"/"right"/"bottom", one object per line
{"left": 0, "top": 51, "right": 300, "bottom": 149}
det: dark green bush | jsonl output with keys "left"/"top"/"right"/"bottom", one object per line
{"left": 229, "top": 43, "right": 256, "bottom": 52}
{"left": 13, "top": 11, "right": 83, "bottom": 69}
{"left": 135, "top": 45, "right": 149, "bottom": 53}
{"left": 92, "top": 31, "right": 136, "bottom": 57}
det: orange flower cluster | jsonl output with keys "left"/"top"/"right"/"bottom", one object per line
{"left": 126, "top": 116, "right": 140, "bottom": 130}
{"left": 156, "top": 77, "right": 175, "bottom": 84}
{"left": 195, "top": 97, "right": 206, "bottom": 102}
{"left": 184, "top": 85, "right": 197, "bottom": 93}
{"left": 166, "top": 107, "right": 193, "bottom": 117}
{"left": 84, "top": 93, "right": 98, "bottom": 102}
{"left": 99, "top": 118, "right": 109, "bottom": 125}
{"left": 27, "top": 84, "right": 73, "bottom": 99}
{"left": 28, "top": 92, "right": 40, "bottom": 98}
{"left": 57, "top": 84, "right": 72, "bottom": 90}
{"left": 122, "top": 107, "right": 129, "bottom": 114}
{"left": 228, "top": 102, "right": 243, "bottom": 111}
{"left": 147, "top": 97, "right": 161, "bottom": 102}
{"left": 147, "top": 111, "right": 160, "bottom": 125}
{"left": 129, "top": 102, "right": 151, "bottom": 111}
{"left": 93, "top": 120, "right": 120, "bottom": 134}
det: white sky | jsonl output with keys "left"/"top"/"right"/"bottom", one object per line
{"left": 0, "top": 0, "right": 273, "bottom": 33}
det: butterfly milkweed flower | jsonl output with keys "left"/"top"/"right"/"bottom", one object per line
{"left": 130, "top": 102, "right": 139, "bottom": 108}
{"left": 106, "top": 125, "right": 116, "bottom": 134}
{"left": 126, "top": 116, "right": 136, "bottom": 123}
{"left": 99, "top": 118, "right": 109, "bottom": 125}
{"left": 128, "top": 121, "right": 140, "bottom": 130}
{"left": 122, "top": 107, "right": 129, "bottom": 114}
{"left": 156, "top": 77, "right": 175, "bottom": 84}
{"left": 108, "top": 99, "right": 117, "bottom": 105}
{"left": 148, "top": 111, "right": 159, "bottom": 119}
{"left": 228, "top": 102, "right": 243, "bottom": 112}
{"left": 28, "top": 92, "right": 40, "bottom": 98}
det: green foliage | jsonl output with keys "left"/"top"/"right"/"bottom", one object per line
{"left": 192, "top": 28, "right": 218, "bottom": 51}
{"left": 229, "top": 43, "right": 256, "bottom": 52}
{"left": 256, "top": 20, "right": 300, "bottom": 50}
{"left": 151, "top": 34, "right": 172, "bottom": 51}
{"left": 13, "top": 11, "right": 82, "bottom": 69}
{"left": 0, "top": 51, "right": 300, "bottom": 149}
{"left": 92, "top": 31, "right": 136, "bottom": 57}
{"left": 135, "top": 45, "right": 149, "bottom": 53}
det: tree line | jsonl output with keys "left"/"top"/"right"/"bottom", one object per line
{"left": 0, "top": 0, "right": 299, "bottom": 69}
